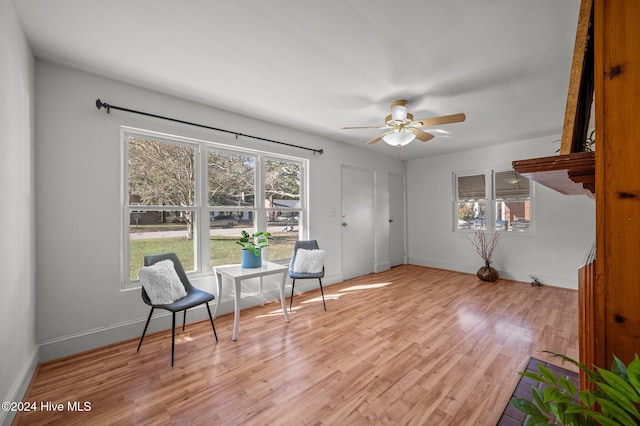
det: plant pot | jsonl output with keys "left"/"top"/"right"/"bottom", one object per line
{"left": 477, "top": 262, "right": 499, "bottom": 282}
{"left": 241, "top": 249, "right": 262, "bottom": 268}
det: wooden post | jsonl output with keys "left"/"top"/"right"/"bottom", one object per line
{"left": 594, "top": 0, "right": 640, "bottom": 369}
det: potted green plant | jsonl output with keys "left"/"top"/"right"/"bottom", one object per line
{"left": 237, "top": 230, "right": 271, "bottom": 268}
{"left": 510, "top": 351, "right": 640, "bottom": 425}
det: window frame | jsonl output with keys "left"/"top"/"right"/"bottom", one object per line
{"left": 121, "top": 126, "right": 308, "bottom": 288}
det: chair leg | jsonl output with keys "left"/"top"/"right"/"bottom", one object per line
{"left": 289, "top": 279, "right": 296, "bottom": 312}
{"left": 205, "top": 303, "right": 218, "bottom": 342}
{"left": 318, "top": 278, "right": 326, "bottom": 311}
{"left": 137, "top": 307, "right": 154, "bottom": 352}
{"left": 183, "top": 309, "right": 187, "bottom": 331}
{"left": 171, "top": 312, "right": 176, "bottom": 367}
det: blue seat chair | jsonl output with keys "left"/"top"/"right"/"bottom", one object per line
{"left": 136, "top": 252, "right": 218, "bottom": 366}
{"left": 289, "top": 240, "right": 326, "bottom": 312}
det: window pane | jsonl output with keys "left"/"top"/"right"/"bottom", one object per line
{"left": 457, "top": 174, "right": 486, "bottom": 200}
{"left": 494, "top": 170, "right": 530, "bottom": 199}
{"left": 210, "top": 211, "right": 253, "bottom": 267}
{"left": 128, "top": 138, "right": 195, "bottom": 206}
{"left": 129, "top": 210, "right": 196, "bottom": 280}
{"left": 209, "top": 210, "right": 242, "bottom": 228}
{"left": 496, "top": 200, "right": 531, "bottom": 232}
{"left": 268, "top": 210, "right": 300, "bottom": 225}
{"left": 457, "top": 202, "right": 487, "bottom": 230}
{"left": 267, "top": 226, "right": 300, "bottom": 261}
{"left": 265, "top": 212, "right": 300, "bottom": 262}
{"left": 265, "top": 159, "right": 301, "bottom": 208}
{"left": 208, "top": 151, "right": 256, "bottom": 207}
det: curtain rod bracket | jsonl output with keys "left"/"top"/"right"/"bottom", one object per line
{"left": 94, "top": 98, "right": 323, "bottom": 155}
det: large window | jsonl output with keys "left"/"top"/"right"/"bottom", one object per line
{"left": 123, "top": 128, "right": 307, "bottom": 286}
{"left": 454, "top": 169, "right": 532, "bottom": 233}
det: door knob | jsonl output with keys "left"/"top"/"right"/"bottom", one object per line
{"left": 342, "top": 222, "right": 348, "bottom": 227}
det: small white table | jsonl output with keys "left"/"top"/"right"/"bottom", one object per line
{"left": 212, "top": 261, "right": 290, "bottom": 340}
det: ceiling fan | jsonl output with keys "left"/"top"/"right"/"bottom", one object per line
{"left": 342, "top": 99, "right": 466, "bottom": 147}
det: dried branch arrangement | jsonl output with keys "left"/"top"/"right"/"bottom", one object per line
{"left": 470, "top": 229, "right": 500, "bottom": 264}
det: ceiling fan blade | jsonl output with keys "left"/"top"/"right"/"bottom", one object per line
{"left": 411, "top": 112, "right": 466, "bottom": 127}
{"left": 367, "top": 131, "right": 393, "bottom": 145}
{"left": 342, "top": 125, "right": 392, "bottom": 130}
{"left": 412, "top": 129, "right": 435, "bottom": 142}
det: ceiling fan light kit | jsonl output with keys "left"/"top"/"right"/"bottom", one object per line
{"left": 383, "top": 129, "right": 416, "bottom": 146}
{"left": 342, "top": 99, "right": 466, "bottom": 148}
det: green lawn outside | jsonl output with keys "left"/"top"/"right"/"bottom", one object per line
{"left": 129, "top": 234, "right": 297, "bottom": 280}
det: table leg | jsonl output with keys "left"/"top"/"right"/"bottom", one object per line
{"left": 212, "top": 271, "right": 222, "bottom": 319}
{"left": 280, "top": 271, "right": 290, "bottom": 323}
{"left": 259, "top": 276, "right": 264, "bottom": 307}
{"left": 232, "top": 277, "right": 241, "bottom": 340}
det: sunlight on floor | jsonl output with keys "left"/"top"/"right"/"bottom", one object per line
{"left": 340, "top": 282, "right": 393, "bottom": 292}
{"left": 255, "top": 309, "right": 289, "bottom": 318}
{"left": 175, "top": 333, "right": 195, "bottom": 343}
{"left": 252, "top": 281, "right": 394, "bottom": 318}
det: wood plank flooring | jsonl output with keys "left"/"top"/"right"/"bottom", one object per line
{"left": 15, "top": 265, "right": 579, "bottom": 425}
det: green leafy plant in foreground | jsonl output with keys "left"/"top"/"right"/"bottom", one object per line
{"left": 510, "top": 351, "right": 640, "bottom": 426}
{"left": 236, "top": 230, "right": 271, "bottom": 256}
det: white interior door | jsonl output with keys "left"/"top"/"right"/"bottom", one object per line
{"left": 389, "top": 172, "right": 405, "bottom": 267}
{"left": 341, "top": 166, "right": 375, "bottom": 280}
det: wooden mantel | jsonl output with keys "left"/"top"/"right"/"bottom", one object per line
{"left": 512, "top": 151, "right": 595, "bottom": 199}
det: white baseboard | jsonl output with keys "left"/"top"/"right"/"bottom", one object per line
{"left": 407, "top": 257, "right": 578, "bottom": 289}
{"left": 1, "top": 346, "right": 39, "bottom": 426}
{"left": 374, "top": 261, "right": 391, "bottom": 273}
{"left": 38, "top": 275, "right": 344, "bottom": 362}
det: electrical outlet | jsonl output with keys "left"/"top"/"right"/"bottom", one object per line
{"left": 529, "top": 275, "right": 543, "bottom": 286}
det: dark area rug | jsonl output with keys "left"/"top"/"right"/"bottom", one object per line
{"left": 497, "top": 357, "right": 579, "bottom": 425}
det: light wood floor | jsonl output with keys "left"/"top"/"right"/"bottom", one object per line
{"left": 16, "top": 265, "right": 578, "bottom": 425}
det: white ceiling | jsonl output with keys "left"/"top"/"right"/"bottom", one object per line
{"left": 13, "top": 0, "right": 581, "bottom": 158}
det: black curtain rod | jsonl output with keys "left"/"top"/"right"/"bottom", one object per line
{"left": 95, "top": 98, "right": 323, "bottom": 155}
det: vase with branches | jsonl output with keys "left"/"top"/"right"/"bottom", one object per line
{"left": 469, "top": 229, "right": 500, "bottom": 282}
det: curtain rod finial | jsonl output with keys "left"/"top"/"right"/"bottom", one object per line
{"left": 95, "top": 98, "right": 110, "bottom": 113}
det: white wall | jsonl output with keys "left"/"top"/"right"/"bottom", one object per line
{"left": 34, "top": 60, "right": 404, "bottom": 361}
{"left": 407, "top": 136, "right": 595, "bottom": 289}
{"left": 0, "top": 1, "right": 38, "bottom": 424}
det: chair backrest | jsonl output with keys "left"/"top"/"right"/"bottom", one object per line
{"left": 289, "top": 240, "right": 320, "bottom": 270}
{"left": 142, "top": 253, "right": 194, "bottom": 304}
